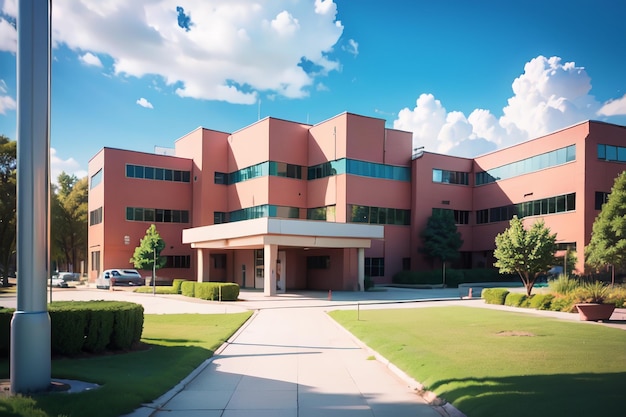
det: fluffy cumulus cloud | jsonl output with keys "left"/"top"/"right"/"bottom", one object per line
{"left": 79, "top": 52, "right": 103, "bottom": 67}
{"left": 50, "top": 148, "right": 87, "bottom": 183}
{"left": 0, "top": 79, "right": 16, "bottom": 114}
{"left": 395, "top": 55, "right": 626, "bottom": 157}
{"left": 136, "top": 97, "right": 154, "bottom": 109}
{"left": 0, "top": 0, "right": 344, "bottom": 105}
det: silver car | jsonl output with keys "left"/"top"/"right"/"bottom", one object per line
{"left": 96, "top": 269, "right": 145, "bottom": 289}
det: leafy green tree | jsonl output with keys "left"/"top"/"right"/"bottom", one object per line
{"left": 494, "top": 216, "right": 557, "bottom": 296}
{"left": 585, "top": 171, "right": 626, "bottom": 284}
{"left": 51, "top": 172, "right": 88, "bottom": 273}
{"left": 130, "top": 224, "right": 166, "bottom": 283}
{"left": 420, "top": 210, "right": 463, "bottom": 286}
{"left": 0, "top": 135, "right": 16, "bottom": 286}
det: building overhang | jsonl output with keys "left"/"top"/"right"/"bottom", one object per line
{"left": 182, "top": 218, "right": 384, "bottom": 250}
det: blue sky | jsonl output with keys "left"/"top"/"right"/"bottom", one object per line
{"left": 1, "top": 0, "right": 625, "bottom": 180}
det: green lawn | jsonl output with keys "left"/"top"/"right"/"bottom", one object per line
{"left": 329, "top": 306, "right": 626, "bottom": 417}
{"left": 0, "top": 312, "right": 252, "bottom": 417}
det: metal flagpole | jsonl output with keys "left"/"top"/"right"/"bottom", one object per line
{"left": 10, "top": 0, "right": 52, "bottom": 394}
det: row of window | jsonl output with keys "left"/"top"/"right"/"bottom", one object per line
{"left": 308, "top": 159, "right": 410, "bottom": 182}
{"left": 432, "top": 169, "right": 469, "bottom": 185}
{"left": 598, "top": 144, "right": 626, "bottom": 162}
{"left": 432, "top": 208, "right": 470, "bottom": 225}
{"left": 215, "top": 161, "right": 304, "bottom": 185}
{"left": 348, "top": 205, "right": 411, "bottom": 225}
{"left": 126, "top": 207, "right": 190, "bottom": 223}
{"left": 89, "top": 207, "right": 103, "bottom": 226}
{"left": 476, "top": 193, "right": 576, "bottom": 224}
{"left": 307, "top": 205, "right": 336, "bottom": 221}
{"left": 215, "top": 205, "right": 301, "bottom": 223}
{"left": 126, "top": 164, "right": 191, "bottom": 183}
{"left": 164, "top": 255, "right": 191, "bottom": 269}
{"left": 476, "top": 145, "right": 576, "bottom": 186}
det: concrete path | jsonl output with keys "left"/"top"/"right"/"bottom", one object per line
{"left": 139, "top": 307, "right": 445, "bottom": 417}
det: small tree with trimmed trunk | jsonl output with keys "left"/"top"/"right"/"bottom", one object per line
{"left": 420, "top": 210, "right": 463, "bottom": 286}
{"left": 494, "top": 216, "right": 557, "bottom": 296}
{"left": 130, "top": 224, "right": 166, "bottom": 284}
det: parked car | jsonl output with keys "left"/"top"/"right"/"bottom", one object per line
{"left": 54, "top": 272, "right": 80, "bottom": 281}
{"left": 50, "top": 275, "right": 69, "bottom": 288}
{"left": 96, "top": 269, "right": 145, "bottom": 289}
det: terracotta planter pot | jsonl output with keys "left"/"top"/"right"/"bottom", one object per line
{"left": 575, "top": 303, "right": 616, "bottom": 321}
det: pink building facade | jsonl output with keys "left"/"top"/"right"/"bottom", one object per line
{"left": 88, "top": 114, "right": 626, "bottom": 293}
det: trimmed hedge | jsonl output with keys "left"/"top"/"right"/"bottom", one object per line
{"left": 482, "top": 288, "right": 510, "bottom": 305}
{"left": 0, "top": 301, "right": 144, "bottom": 357}
{"left": 392, "top": 268, "right": 518, "bottom": 288}
{"left": 184, "top": 282, "right": 240, "bottom": 301}
{"left": 504, "top": 293, "right": 528, "bottom": 307}
{"left": 528, "top": 293, "right": 555, "bottom": 310}
{"left": 172, "top": 279, "right": 186, "bottom": 294}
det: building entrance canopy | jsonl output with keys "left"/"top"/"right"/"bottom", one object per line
{"left": 182, "top": 218, "right": 384, "bottom": 295}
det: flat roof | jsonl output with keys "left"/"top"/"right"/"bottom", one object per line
{"left": 182, "top": 218, "right": 384, "bottom": 250}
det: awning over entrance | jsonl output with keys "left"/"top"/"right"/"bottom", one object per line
{"left": 182, "top": 218, "right": 384, "bottom": 295}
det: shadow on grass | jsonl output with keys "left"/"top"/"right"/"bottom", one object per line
{"left": 431, "top": 372, "right": 626, "bottom": 417}
{"left": 0, "top": 344, "right": 215, "bottom": 417}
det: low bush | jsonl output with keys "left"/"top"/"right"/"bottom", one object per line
{"left": 606, "top": 285, "right": 626, "bottom": 308}
{"left": 393, "top": 268, "right": 518, "bottom": 288}
{"left": 548, "top": 274, "right": 581, "bottom": 295}
{"left": 528, "top": 293, "right": 555, "bottom": 310}
{"left": 504, "top": 293, "right": 528, "bottom": 307}
{"left": 550, "top": 295, "right": 576, "bottom": 312}
{"left": 0, "top": 301, "right": 144, "bottom": 357}
{"left": 134, "top": 286, "right": 178, "bottom": 294}
{"left": 482, "top": 288, "right": 509, "bottom": 305}
{"left": 172, "top": 278, "right": 186, "bottom": 294}
{"left": 181, "top": 281, "right": 196, "bottom": 297}
{"left": 194, "top": 282, "right": 239, "bottom": 301}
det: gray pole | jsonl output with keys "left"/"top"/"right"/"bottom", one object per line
{"left": 10, "top": 0, "right": 52, "bottom": 394}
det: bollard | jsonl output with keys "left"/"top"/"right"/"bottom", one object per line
{"left": 109, "top": 278, "right": 116, "bottom": 291}
{"left": 328, "top": 289, "right": 332, "bottom": 301}
{"left": 468, "top": 288, "right": 473, "bottom": 298}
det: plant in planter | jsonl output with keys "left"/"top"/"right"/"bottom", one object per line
{"left": 573, "top": 281, "right": 615, "bottom": 321}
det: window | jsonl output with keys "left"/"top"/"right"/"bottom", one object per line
{"left": 214, "top": 211, "right": 227, "bottom": 224}
{"left": 164, "top": 255, "right": 191, "bottom": 269}
{"left": 595, "top": 191, "right": 609, "bottom": 210}
{"left": 270, "top": 162, "right": 303, "bottom": 179}
{"left": 432, "top": 208, "right": 470, "bottom": 225}
{"left": 432, "top": 169, "right": 469, "bottom": 185}
{"left": 212, "top": 254, "right": 227, "bottom": 269}
{"left": 91, "top": 251, "right": 100, "bottom": 271}
{"left": 598, "top": 143, "right": 626, "bottom": 162}
{"left": 89, "top": 207, "right": 103, "bottom": 225}
{"left": 307, "top": 256, "right": 330, "bottom": 269}
{"left": 126, "top": 207, "right": 189, "bottom": 223}
{"left": 476, "top": 145, "right": 576, "bottom": 185}
{"left": 90, "top": 169, "right": 103, "bottom": 189}
{"left": 126, "top": 164, "right": 191, "bottom": 183}
{"left": 348, "top": 205, "right": 410, "bottom": 225}
{"left": 365, "top": 258, "right": 384, "bottom": 277}
{"left": 476, "top": 193, "right": 576, "bottom": 224}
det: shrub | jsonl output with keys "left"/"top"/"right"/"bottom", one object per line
{"left": 606, "top": 285, "right": 626, "bottom": 308}
{"left": 0, "top": 308, "right": 13, "bottom": 356}
{"left": 49, "top": 307, "right": 88, "bottom": 355}
{"left": 482, "top": 288, "right": 509, "bottom": 305}
{"left": 134, "top": 286, "right": 177, "bottom": 294}
{"left": 172, "top": 279, "right": 186, "bottom": 294}
{"left": 529, "top": 293, "right": 555, "bottom": 310}
{"left": 550, "top": 295, "right": 576, "bottom": 312}
{"left": 572, "top": 281, "right": 610, "bottom": 304}
{"left": 194, "top": 282, "right": 240, "bottom": 301}
{"left": 181, "top": 281, "right": 196, "bottom": 297}
{"left": 505, "top": 293, "right": 528, "bottom": 307}
{"left": 83, "top": 308, "right": 115, "bottom": 353}
{"left": 548, "top": 274, "right": 581, "bottom": 295}
{"left": 108, "top": 302, "right": 144, "bottom": 350}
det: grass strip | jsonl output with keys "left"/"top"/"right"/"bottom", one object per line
{"left": 0, "top": 312, "right": 252, "bottom": 417}
{"left": 329, "top": 306, "right": 626, "bottom": 417}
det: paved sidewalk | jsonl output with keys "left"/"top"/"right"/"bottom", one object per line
{"left": 128, "top": 306, "right": 448, "bottom": 417}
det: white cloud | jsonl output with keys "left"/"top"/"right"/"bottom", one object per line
{"left": 598, "top": 93, "right": 626, "bottom": 116}
{"left": 26, "top": 0, "right": 344, "bottom": 104}
{"left": 79, "top": 52, "right": 103, "bottom": 67}
{"left": 0, "top": 79, "right": 16, "bottom": 114}
{"left": 343, "top": 38, "right": 358, "bottom": 56}
{"left": 50, "top": 148, "right": 87, "bottom": 183}
{"left": 136, "top": 97, "right": 153, "bottom": 109}
{"left": 394, "top": 55, "right": 621, "bottom": 157}
{"left": 0, "top": 15, "right": 16, "bottom": 53}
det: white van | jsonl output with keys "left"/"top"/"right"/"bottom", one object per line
{"left": 96, "top": 269, "right": 145, "bottom": 289}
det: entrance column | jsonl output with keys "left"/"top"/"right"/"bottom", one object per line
{"left": 263, "top": 243, "right": 278, "bottom": 296}
{"left": 358, "top": 248, "right": 365, "bottom": 292}
{"left": 196, "top": 248, "right": 211, "bottom": 282}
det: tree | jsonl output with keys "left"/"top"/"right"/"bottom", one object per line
{"left": 420, "top": 210, "right": 463, "bottom": 286}
{"left": 130, "top": 224, "right": 166, "bottom": 283}
{"left": 494, "top": 216, "right": 557, "bottom": 296}
{"left": 51, "top": 172, "right": 88, "bottom": 273}
{"left": 0, "top": 135, "right": 16, "bottom": 286}
{"left": 585, "top": 171, "right": 626, "bottom": 284}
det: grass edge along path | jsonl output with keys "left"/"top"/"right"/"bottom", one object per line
{"left": 0, "top": 312, "right": 252, "bottom": 417}
{"left": 329, "top": 306, "right": 626, "bottom": 417}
